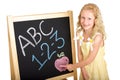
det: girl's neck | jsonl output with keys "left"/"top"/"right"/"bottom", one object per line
{"left": 83, "top": 28, "right": 92, "bottom": 35}
{"left": 83, "top": 29, "right": 93, "bottom": 41}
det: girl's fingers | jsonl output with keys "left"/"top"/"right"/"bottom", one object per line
{"left": 59, "top": 65, "right": 67, "bottom": 68}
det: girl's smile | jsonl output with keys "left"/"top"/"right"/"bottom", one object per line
{"left": 80, "top": 10, "right": 95, "bottom": 31}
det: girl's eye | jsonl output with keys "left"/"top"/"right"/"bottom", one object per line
{"left": 88, "top": 18, "right": 92, "bottom": 20}
{"left": 81, "top": 17, "right": 85, "bottom": 19}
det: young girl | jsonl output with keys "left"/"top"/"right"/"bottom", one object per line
{"left": 61, "top": 3, "right": 109, "bottom": 80}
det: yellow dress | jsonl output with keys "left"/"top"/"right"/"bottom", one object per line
{"left": 79, "top": 32, "right": 109, "bottom": 80}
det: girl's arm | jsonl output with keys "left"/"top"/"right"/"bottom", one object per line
{"left": 77, "top": 33, "right": 89, "bottom": 80}
{"left": 67, "top": 33, "right": 103, "bottom": 70}
{"left": 77, "top": 38, "right": 83, "bottom": 62}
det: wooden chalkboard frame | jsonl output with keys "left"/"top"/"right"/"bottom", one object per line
{"left": 7, "top": 11, "right": 77, "bottom": 80}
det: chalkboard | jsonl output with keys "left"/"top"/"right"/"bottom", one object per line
{"left": 7, "top": 11, "right": 77, "bottom": 80}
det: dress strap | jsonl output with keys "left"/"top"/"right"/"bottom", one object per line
{"left": 75, "top": 30, "right": 83, "bottom": 40}
{"left": 80, "top": 31, "right": 84, "bottom": 45}
{"left": 89, "top": 32, "right": 102, "bottom": 51}
{"left": 92, "top": 32, "right": 101, "bottom": 39}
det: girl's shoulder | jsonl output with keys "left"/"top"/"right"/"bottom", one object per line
{"left": 92, "top": 32, "right": 104, "bottom": 47}
{"left": 92, "top": 32, "right": 103, "bottom": 40}
{"left": 76, "top": 30, "right": 83, "bottom": 40}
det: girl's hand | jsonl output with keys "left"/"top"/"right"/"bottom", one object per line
{"left": 66, "top": 64, "right": 74, "bottom": 71}
{"left": 60, "top": 64, "right": 74, "bottom": 71}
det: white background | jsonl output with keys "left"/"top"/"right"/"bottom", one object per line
{"left": 0, "top": 0, "right": 120, "bottom": 80}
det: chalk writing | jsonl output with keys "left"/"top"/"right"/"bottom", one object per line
{"left": 32, "top": 30, "right": 65, "bottom": 70}
{"left": 18, "top": 20, "right": 65, "bottom": 70}
{"left": 32, "top": 54, "right": 47, "bottom": 70}
{"left": 18, "top": 20, "right": 53, "bottom": 56}
{"left": 27, "top": 27, "right": 42, "bottom": 45}
{"left": 39, "top": 20, "right": 53, "bottom": 36}
{"left": 50, "top": 30, "right": 65, "bottom": 49}
{"left": 18, "top": 35, "right": 35, "bottom": 56}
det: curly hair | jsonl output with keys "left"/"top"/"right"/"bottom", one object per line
{"left": 76, "top": 3, "right": 106, "bottom": 39}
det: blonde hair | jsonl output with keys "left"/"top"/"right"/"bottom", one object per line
{"left": 77, "top": 3, "right": 106, "bottom": 39}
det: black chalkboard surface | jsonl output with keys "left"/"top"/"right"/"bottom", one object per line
{"left": 7, "top": 11, "right": 77, "bottom": 80}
